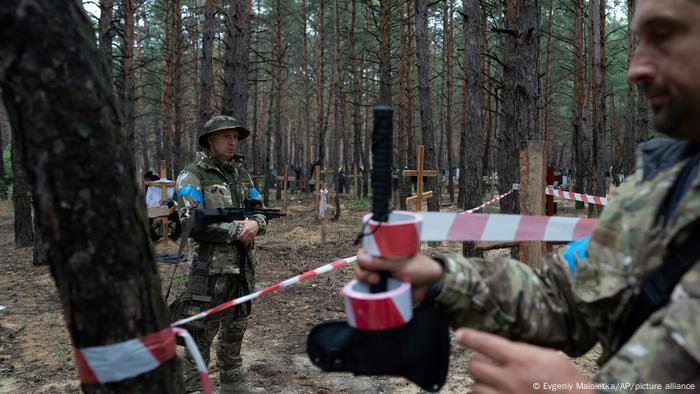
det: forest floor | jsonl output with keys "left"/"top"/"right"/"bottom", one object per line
{"left": 0, "top": 193, "right": 602, "bottom": 393}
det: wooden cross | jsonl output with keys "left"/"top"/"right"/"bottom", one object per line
{"left": 144, "top": 160, "right": 177, "bottom": 251}
{"left": 344, "top": 165, "right": 362, "bottom": 197}
{"left": 403, "top": 145, "right": 438, "bottom": 211}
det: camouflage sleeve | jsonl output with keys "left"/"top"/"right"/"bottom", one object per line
{"left": 176, "top": 170, "right": 238, "bottom": 243}
{"left": 238, "top": 166, "right": 267, "bottom": 236}
{"left": 434, "top": 252, "right": 598, "bottom": 356}
{"left": 249, "top": 214, "right": 267, "bottom": 236}
{"left": 594, "top": 276, "right": 700, "bottom": 393}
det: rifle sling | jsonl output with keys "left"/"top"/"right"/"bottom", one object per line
{"left": 233, "top": 240, "right": 252, "bottom": 316}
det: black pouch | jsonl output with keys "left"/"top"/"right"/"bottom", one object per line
{"left": 307, "top": 303, "right": 450, "bottom": 392}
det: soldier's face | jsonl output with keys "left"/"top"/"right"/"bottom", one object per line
{"left": 629, "top": 0, "right": 700, "bottom": 140}
{"left": 208, "top": 129, "right": 239, "bottom": 161}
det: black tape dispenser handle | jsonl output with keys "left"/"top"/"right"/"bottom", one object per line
{"left": 369, "top": 105, "right": 393, "bottom": 293}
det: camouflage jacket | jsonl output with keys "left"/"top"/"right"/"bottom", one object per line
{"left": 176, "top": 151, "right": 266, "bottom": 277}
{"left": 435, "top": 138, "right": 700, "bottom": 392}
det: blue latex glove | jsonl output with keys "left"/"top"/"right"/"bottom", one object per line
{"left": 562, "top": 236, "right": 589, "bottom": 275}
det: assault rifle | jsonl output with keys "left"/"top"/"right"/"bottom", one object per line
{"left": 193, "top": 201, "right": 286, "bottom": 230}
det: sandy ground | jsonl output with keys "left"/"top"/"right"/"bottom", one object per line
{"left": 0, "top": 195, "right": 600, "bottom": 393}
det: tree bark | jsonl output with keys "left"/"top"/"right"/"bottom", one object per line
{"left": 198, "top": 0, "right": 216, "bottom": 141}
{"left": 623, "top": 0, "right": 637, "bottom": 175}
{"left": 0, "top": 1, "right": 181, "bottom": 391}
{"left": 379, "top": 0, "right": 392, "bottom": 106}
{"left": 9, "top": 116, "right": 33, "bottom": 247}
{"left": 414, "top": 0, "right": 439, "bottom": 212}
{"left": 459, "top": 0, "right": 484, "bottom": 256}
{"left": 589, "top": 0, "right": 604, "bottom": 216}
{"left": 271, "top": 0, "right": 286, "bottom": 200}
{"left": 573, "top": 0, "right": 589, "bottom": 208}
{"left": 223, "top": 0, "right": 251, "bottom": 131}
{"left": 98, "top": 0, "right": 114, "bottom": 82}
{"left": 497, "top": 0, "right": 518, "bottom": 215}
{"left": 543, "top": 0, "right": 554, "bottom": 162}
{"left": 514, "top": 0, "right": 540, "bottom": 142}
{"left": 444, "top": 0, "right": 455, "bottom": 204}
{"left": 350, "top": 0, "right": 365, "bottom": 198}
{"left": 397, "top": 0, "right": 411, "bottom": 209}
{"left": 316, "top": 0, "right": 326, "bottom": 168}
{"left": 161, "top": 0, "right": 174, "bottom": 178}
{"left": 172, "top": 0, "right": 183, "bottom": 174}
{"left": 118, "top": 0, "right": 137, "bottom": 156}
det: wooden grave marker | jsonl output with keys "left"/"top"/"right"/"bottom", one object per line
{"left": 144, "top": 160, "right": 177, "bottom": 252}
{"left": 403, "top": 145, "right": 438, "bottom": 211}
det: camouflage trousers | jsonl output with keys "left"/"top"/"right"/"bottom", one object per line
{"left": 184, "top": 274, "right": 253, "bottom": 392}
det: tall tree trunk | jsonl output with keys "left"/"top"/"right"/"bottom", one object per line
{"left": 316, "top": 0, "right": 326, "bottom": 168}
{"left": 172, "top": 0, "right": 183, "bottom": 174}
{"left": 302, "top": 0, "right": 312, "bottom": 189}
{"left": 119, "top": 0, "right": 137, "bottom": 156}
{"left": 397, "top": 0, "right": 410, "bottom": 209}
{"left": 407, "top": 3, "right": 417, "bottom": 171}
{"left": 515, "top": 0, "right": 540, "bottom": 142}
{"left": 444, "top": 0, "right": 455, "bottom": 204}
{"left": 199, "top": 0, "right": 216, "bottom": 140}
{"left": 272, "top": 0, "right": 285, "bottom": 200}
{"left": 0, "top": 2, "right": 181, "bottom": 390}
{"left": 589, "top": 0, "right": 604, "bottom": 216}
{"left": 332, "top": 0, "right": 343, "bottom": 175}
{"left": 414, "top": 0, "right": 439, "bottom": 212}
{"left": 350, "top": 0, "right": 364, "bottom": 198}
{"left": 10, "top": 122, "right": 33, "bottom": 247}
{"left": 481, "top": 6, "right": 494, "bottom": 182}
{"left": 543, "top": 0, "right": 554, "bottom": 162}
{"left": 161, "top": 0, "right": 174, "bottom": 178}
{"left": 379, "top": 0, "right": 392, "bottom": 106}
{"left": 459, "top": 0, "right": 484, "bottom": 256}
{"left": 573, "top": 0, "right": 589, "bottom": 206}
{"left": 497, "top": 0, "right": 518, "bottom": 215}
{"left": 98, "top": 0, "right": 114, "bottom": 82}
{"left": 223, "top": 0, "right": 251, "bottom": 130}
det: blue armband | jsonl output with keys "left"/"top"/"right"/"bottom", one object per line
{"left": 563, "top": 236, "right": 589, "bottom": 275}
{"left": 250, "top": 186, "right": 261, "bottom": 199}
{"left": 177, "top": 185, "right": 204, "bottom": 205}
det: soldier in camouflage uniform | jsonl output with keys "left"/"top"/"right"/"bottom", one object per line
{"left": 356, "top": 1, "right": 700, "bottom": 392}
{"left": 176, "top": 115, "right": 266, "bottom": 394}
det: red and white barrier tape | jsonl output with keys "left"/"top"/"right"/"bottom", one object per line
{"left": 171, "top": 256, "right": 358, "bottom": 327}
{"left": 545, "top": 187, "right": 607, "bottom": 206}
{"left": 344, "top": 277, "right": 412, "bottom": 330}
{"left": 74, "top": 327, "right": 212, "bottom": 394}
{"left": 362, "top": 211, "right": 421, "bottom": 258}
{"left": 420, "top": 212, "right": 596, "bottom": 242}
{"left": 464, "top": 189, "right": 515, "bottom": 214}
{"left": 172, "top": 328, "right": 213, "bottom": 394}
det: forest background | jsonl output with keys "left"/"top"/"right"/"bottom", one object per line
{"left": 1, "top": 0, "right": 648, "bottom": 242}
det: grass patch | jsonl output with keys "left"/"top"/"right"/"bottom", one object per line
{"left": 347, "top": 196, "right": 371, "bottom": 211}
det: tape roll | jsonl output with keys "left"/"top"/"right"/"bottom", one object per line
{"left": 343, "top": 278, "right": 413, "bottom": 330}
{"left": 362, "top": 211, "right": 422, "bottom": 258}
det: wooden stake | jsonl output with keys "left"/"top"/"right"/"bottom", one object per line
{"left": 518, "top": 141, "right": 546, "bottom": 268}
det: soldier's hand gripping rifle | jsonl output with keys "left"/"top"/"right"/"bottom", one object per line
{"left": 306, "top": 106, "right": 450, "bottom": 392}
{"left": 193, "top": 202, "right": 286, "bottom": 231}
